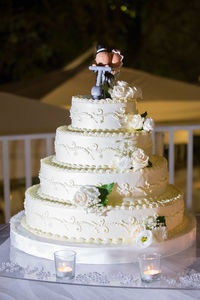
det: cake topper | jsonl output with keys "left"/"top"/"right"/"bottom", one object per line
{"left": 89, "top": 45, "right": 123, "bottom": 99}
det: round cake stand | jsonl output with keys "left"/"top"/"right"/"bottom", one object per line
{"left": 10, "top": 211, "right": 196, "bottom": 264}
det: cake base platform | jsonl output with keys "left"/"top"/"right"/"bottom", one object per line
{"left": 10, "top": 211, "right": 196, "bottom": 264}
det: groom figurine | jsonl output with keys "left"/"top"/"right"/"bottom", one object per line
{"left": 89, "top": 45, "right": 123, "bottom": 99}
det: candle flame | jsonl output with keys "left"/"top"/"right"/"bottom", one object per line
{"left": 58, "top": 266, "right": 72, "bottom": 273}
{"left": 144, "top": 269, "right": 161, "bottom": 276}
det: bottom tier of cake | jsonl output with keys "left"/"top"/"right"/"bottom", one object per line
{"left": 10, "top": 211, "right": 196, "bottom": 264}
{"left": 23, "top": 184, "right": 184, "bottom": 244}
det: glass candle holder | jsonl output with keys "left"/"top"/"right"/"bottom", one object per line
{"left": 54, "top": 250, "right": 76, "bottom": 279}
{"left": 138, "top": 253, "right": 161, "bottom": 283}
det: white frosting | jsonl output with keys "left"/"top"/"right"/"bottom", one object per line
{"left": 55, "top": 126, "right": 153, "bottom": 168}
{"left": 10, "top": 211, "right": 196, "bottom": 264}
{"left": 39, "top": 155, "right": 169, "bottom": 203}
{"left": 70, "top": 95, "right": 138, "bottom": 131}
{"left": 24, "top": 184, "right": 184, "bottom": 244}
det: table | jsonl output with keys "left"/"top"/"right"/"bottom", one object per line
{"left": 0, "top": 218, "right": 200, "bottom": 300}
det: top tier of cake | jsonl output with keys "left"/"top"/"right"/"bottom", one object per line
{"left": 70, "top": 95, "right": 138, "bottom": 131}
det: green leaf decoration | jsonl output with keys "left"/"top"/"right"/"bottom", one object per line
{"left": 141, "top": 111, "right": 147, "bottom": 118}
{"left": 97, "top": 183, "right": 114, "bottom": 206}
{"left": 147, "top": 160, "right": 152, "bottom": 168}
{"left": 156, "top": 216, "right": 166, "bottom": 227}
{"left": 98, "top": 188, "right": 109, "bottom": 206}
{"left": 100, "top": 183, "right": 115, "bottom": 194}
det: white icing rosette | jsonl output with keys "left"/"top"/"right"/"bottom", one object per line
{"left": 109, "top": 81, "right": 134, "bottom": 100}
{"left": 113, "top": 146, "right": 149, "bottom": 171}
{"left": 73, "top": 186, "right": 108, "bottom": 215}
{"left": 127, "top": 113, "right": 155, "bottom": 132}
{"left": 143, "top": 117, "right": 155, "bottom": 131}
{"left": 117, "top": 80, "right": 129, "bottom": 87}
{"left": 131, "top": 149, "right": 149, "bottom": 171}
{"left": 114, "top": 155, "right": 132, "bottom": 171}
{"left": 127, "top": 114, "right": 144, "bottom": 130}
{"left": 135, "top": 230, "right": 153, "bottom": 248}
{"left": 73, "top": 186, "right": 100, "bottom": 207}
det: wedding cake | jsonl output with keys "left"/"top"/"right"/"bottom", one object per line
{"left": 10, "top": 48, "right": 196, "bottom": 263}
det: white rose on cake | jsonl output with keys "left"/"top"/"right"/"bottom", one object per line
{"left": 109, "top": 81, "right": 134, "bottom": 100}
{"left": 73, "top": 186, "right": 100, "bottom": 208}
{"left": 143, "top": 117, "right": 155, "bottom": 131}
{"left": 127, "top": 112, "right": 155, "bottom": 132}
{"left": 114, "top": 155, "right": 132, "bottom": 170}
{"left": 128, "top": 114, "right": 144, "bottom": 130}
{"left": 117, "top": 80, "right": 129, "bottom": 87}
{"left": 131, "top": 149, "right": 149, "bottom": 171}
{"left": 73, "top": 186, "right": 108, "bottom": 215}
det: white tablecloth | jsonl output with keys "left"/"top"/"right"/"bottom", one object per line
{"left": 0, "top": 277, "right": 200, "bottom": 300}
{"left": 0, "top": 221, "right": 200, "bottom": 300}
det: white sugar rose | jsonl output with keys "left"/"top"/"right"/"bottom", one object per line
{"left": 113, "top": 85, "right": 126, "bottom": 99}
{"left": 73, "top": 186, "right": 100, "bottom": 207}
{"left": 132, "top": 149, "right": 149, "bottom": 171}
{"left": 114, "top": 155, "right": 132, "bottom": 170}
{"left": 143, "top": 117, "right": 155, "bottom": 131}
{"left": 109, "top": 81, "right": 134, "bottom": 100}
{"left": 125, "top": 86, "right": 135, "bottom": 99}
{"left": 117, "top": 80, "right": 129, "bottom": 87}
{"left": 136, "top": 230, "right": 153, "bottom": 248}
{"left": 128, "top": 114, "right": 144, "bottom": 130}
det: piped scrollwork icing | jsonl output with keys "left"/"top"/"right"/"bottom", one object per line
{"left": 30, "top": 211, "right": 138, "bottom": 235}
{"left": 55, "top": 141, "right": 123, "bottom": 162}
{"left": 70, "top": 106, "right": 127, "bottom": 128}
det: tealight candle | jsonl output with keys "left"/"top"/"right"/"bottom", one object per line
{"left": 138, "top": 253, "right": 161, "bottom": 283}
{"left": 57, "top": 263, "right": 73, "bottom": 278}
{"left": 54, "top": 250, "right": 76, "bottom": 279}
{"left": 142, "top": 266, "right": 161, "bottom": 282}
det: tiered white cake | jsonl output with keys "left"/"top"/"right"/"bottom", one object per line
{"left": 10, "top": 80, "right": 196, "bottom": 262}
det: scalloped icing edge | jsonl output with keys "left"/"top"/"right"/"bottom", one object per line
{"left": 72, "top": 95, "right": 138, "bottom": 104}
{"left": 51, "top": 155, "right": 166, "bottom": 174}
{"left": 21, "top": 215, "right": 124, "bottom": 245}
{"left": 59, "top": 125, "right": 150, "bottom": 137}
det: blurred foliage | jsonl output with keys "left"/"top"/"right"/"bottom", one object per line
{"left": 0, "top": 0, "right": 199, "bottom": 84}
{"left": 139, "top": 0, "right": 200, "bottom": 83}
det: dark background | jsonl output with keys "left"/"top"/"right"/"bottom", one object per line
{"left": 0, "top": 0, "right": 200, "bottom": 85}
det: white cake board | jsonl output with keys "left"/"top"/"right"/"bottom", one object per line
{"left": 10, "top": 211, "right": 196, "bottom": 264}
